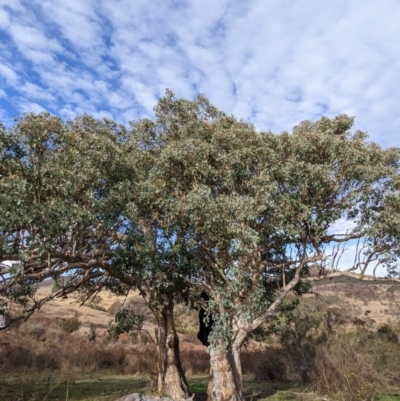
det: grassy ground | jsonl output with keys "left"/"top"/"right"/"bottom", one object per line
{"left": 0, "top": 372, "right": 147, "bottom": 401}
{"left": 1, "top": 372, "right": 400, "bottom": 401}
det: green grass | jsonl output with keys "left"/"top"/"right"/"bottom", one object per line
{"left": 0, "top": 372, "right": 147, "bottom": 401}
{"left": 244, "top": 379, "right": 303, "bottom": 401}
{"left": 188, "top": 374, "right": 209, "bottom": 394}
{"left": 188, "top": 375, "right": 305, "bottom": 401}
{"left": 378, "top": 391, "right": 400, "bottom": 401}
{"left": 2, "top": 372, "right": 400, "bottom": 401}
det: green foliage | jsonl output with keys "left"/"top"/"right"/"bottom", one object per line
{"left": 51, "top": 280, "right": 61, "bottom": 293}
{"left": 87, "top": 322, "right": 97, "bottom": 342}
{"left": 0, "top": 112, "right": 133, "bottom": 319}
{"left": 377, "top": 323, "right": 399, "bottom": 343}
{"left": 106, "top": 321, "right": 122, "bottom": 340}
{"left": 1, "top": 92, "right": 400, "bottom": 378}
{"left": 58, "top": 311, "right": 81, "bottom": 334}
{"left": 107, "top": 309, "right": 144, "bottom": 339}
{"left": 115, "top": 309, "right": 144, "bottom": 333}
{"left": 129, "top": 90, "right": 400, "bottom": 349}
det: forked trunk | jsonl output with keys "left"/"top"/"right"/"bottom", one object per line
{"left": 155, "top": 299, "right": 190, "bottom": 400}
{"left": 207, "top": 342, "right": 244, "bottom": 401}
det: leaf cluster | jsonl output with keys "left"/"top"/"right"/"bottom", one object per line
{"left": 1, "top": 92, "right": 399, "bottom": 348}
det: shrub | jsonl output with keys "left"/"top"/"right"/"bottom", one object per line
{"left": 106, "top": 321, "right": 121, "bottom": 340}
{"left": 308, "top": 330, "right": 379, "bottom": 401}
{"left": 107, "top": 301, "right": 123, "bottom": 315}
{"left": 0, "top": 318, "right": 159, "bottom": 378}
{"left": 181, "top": 349, "right": 209, "bottom": 374}
{"left": 18, "top": 320, "right": 47, "bottom": 340}
{"left": 253, "top": 354, "right": 287, "bottom": 382}
{"left": 272, "top": 307, "right": 400, "bottom": 401}
{"left": 85, "top": 303, "right": 107, "bottom": 312}
{"left": 107, "top": 309, "right": 144, "bottom": 339}
{"left": 51, "top": 281, "right": 61, "bottom": 293}
{"left": 376, "top": 323, "right": 398, "bottom": 343}
{"left": 174, "top": 304, "right": 199, "bottom": 334}
{"left": 58, "top": 311, "right": 81, "bottom": 334}
{"left": 90, "top": 295, "right": 103, "bottom": 304}
{"left": 87, "top": 322, "right": 97, "bottom": 342}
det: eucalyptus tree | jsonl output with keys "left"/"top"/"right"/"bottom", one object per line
{"left": 137, "top": 91, "right": 400, "bottom": 401}
{"left": 0, "top": 112, "right": 129, "bottom": 310}
{"left": 2, "top": 97, "right": 400, "bottom": 401}
{"left": 0, "top": 112, "right": 192, "bottom": 400}
{"left": 108, "top": 219, "right": 195, "bottom": 399}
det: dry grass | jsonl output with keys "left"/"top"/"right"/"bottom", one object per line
{"left": 0, "top": 313, "right": 158, "bottom": 379}
{"left": 262, "top": 307, "right": 400, "bottom": 401}
{"left": 2, "top": 278, "right": 400, "bottom": 401}
{"left": 312, "top": 276, "right": 400, "bottom": 325}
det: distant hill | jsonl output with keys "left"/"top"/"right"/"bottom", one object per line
{"left": 10, "top": 275, "right": 399, "bottom": 343}
{"left": 311, "top": 276, "right": 400, "bottom": 324}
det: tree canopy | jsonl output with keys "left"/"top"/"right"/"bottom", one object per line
{"left": 0, "top": 110, "right": 195, "bottom": 399}
{"left": 0, "top": 113, "right": 130, "bottom": 310}
{"left": 128, "top": 91, "right": 400, "bottom": 401}
{"left": 135, "top": 91, "right": 400, "bottom": 340}
{"left": 1, "top": 91, "right": 399, "bottom": 401}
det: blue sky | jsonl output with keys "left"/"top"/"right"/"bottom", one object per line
{"left": 0, "top": 0, "right": 399, "bottom": 149}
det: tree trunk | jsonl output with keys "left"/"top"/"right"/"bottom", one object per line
{"left": 155, "top": 299, "right": 190, "bottom": 400}
{"left": 207, "top": 341, "right": 244, "bottom": 401}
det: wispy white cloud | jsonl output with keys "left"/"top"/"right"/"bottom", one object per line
{"left": 0, "top": 1, "right": 398, "bottom": 278}
{"left": 0, "top": 0, "right": 399, "bottom": 150}
{"left": 20, "top": 82, "right": 55, "bottom": 101}
{"left": 18, "top": 99, "right": 47, "bottom": 114}
{"left": 0, "top": 63, "right": 19, "bottom": 85}
{"left": 0, "top": 7, "right": 10, "bottom": 27}
{"left": 38, "top": 0, "right": 102, "bottom": 48}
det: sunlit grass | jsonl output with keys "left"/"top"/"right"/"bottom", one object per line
{"left": 0, "top": 372, "right": 146, "bottom": 401}
{"left": 1, "top": 372, "right": 399, "bottom": 401}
